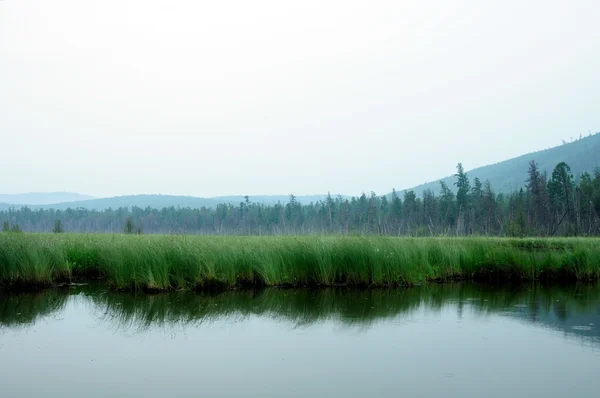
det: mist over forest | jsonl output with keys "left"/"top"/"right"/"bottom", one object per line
{"left": 2, "top": 158, "right": 599, "bottom": 237}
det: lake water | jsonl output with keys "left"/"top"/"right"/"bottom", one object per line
{"left": 1, "top": 284, "right": 599, "bottom": 397}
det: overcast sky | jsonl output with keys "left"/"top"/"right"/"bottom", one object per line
{"left": 1, "top": 0, "right": 599, "bottom": 198}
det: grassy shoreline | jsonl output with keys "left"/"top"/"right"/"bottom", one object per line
{"left": 1, "top": 234, "right": 600, "bottom": 291}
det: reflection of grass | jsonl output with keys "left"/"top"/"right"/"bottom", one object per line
{"left": 87, "top": 288, "right": 428, "bottom": 331}
{"left": 2, "top": 284, "right": 599, "bottom": 333}
{"left": 84, "top": 283, "right": 600, "bottom": 332}
{"left": 0, "top": 289, "right": 69, "bottom": 328}
{"left": 1, "top": 234, "right": 600, "bottom": 291}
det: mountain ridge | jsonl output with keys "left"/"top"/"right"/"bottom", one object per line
{"left": 3, "top": 133, "right": 599, "bottom": 210}
{"left": 0, "top": 192, "right": 96, "bottom": 206}
{"left": 396, "top": 133, "right": 600, "bottom": 197}
{"left": 14, "top": 194, "right": 349, "bottom": 211}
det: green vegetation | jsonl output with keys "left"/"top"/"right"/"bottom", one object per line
{"left": 1, "top": 234, "right": 599, "bottom": 291}
{"left": 123, "top": 217, "right": 142, "bottom": 234}
{"left": 52, "top": 220, "right": 64, "bottom": 233}
{"left": 2, "top": 159, "right": 599, "bottom": 236}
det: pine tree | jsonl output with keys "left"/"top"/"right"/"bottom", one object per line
{"left": 548, "top": 162, "right": 575, "bottom": 235}
{"left": 526, "top": 161, "right": 551, "bottom": 234}
{"left": 390, "top": 189, "right": 403, "bottom": 233}
{"left": 325, "top": 193, "right": 335, "bottom": 231}
{"left": 124, "top": 217, "right": 136, "bottom": 234}
{"left": 438, "top": 181, "right": 455, "bottom": 233}
{"left": 403, "top": 191, "right": 417, "bottom": 235}
{"left": 379, "top": 195, "right": 389, "bottom": 234}
{"left": 454, "top": 163, "right": 471, "bottom": 234}
{"left": 578, "top": 172, "right": 595, "bottom": 234}
{"left": 471, "top": 177, "right": 484, "bottom": 233}
{"left": 53, "top": 220, "right": 64, "bottom": 233}
{"left": 482, "top": 180, "right": 496, "bottom": 235}
{"left": 422, "top": 189, "right": 437, "bottom": 235}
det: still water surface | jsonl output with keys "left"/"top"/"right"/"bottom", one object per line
{"left": 1, "top": 284, "right": 599, "bottom": 397}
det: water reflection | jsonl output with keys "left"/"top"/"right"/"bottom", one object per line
{"left": 1, "top": 284, "right": 599, "bottom": 342}
{"left": 0, "top": 288, "right": 69, "bottom": 328}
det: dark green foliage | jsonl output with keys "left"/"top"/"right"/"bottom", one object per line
{"left": 124, "top": 217, "right": 136, "bottom": 234}
{"left": 438, "top": 181, "right": 456, "bottom": 231}
{"left": 594, "top": 191, "right": 600, "bottom": 219}
{"left": 482, "top": 180, "right": 496, "bottom": 234}
{"left": 53, "top": 220, "right": 64, "bottom": 233}
{"left": 454, "top": 163, "right": 471, "bottom": 234}
{"left": 454, "top": 163, "right": 471, "bottom": 208}
{"left": 549, "top": 162, "right": 576, "bottom": 235}
{"left": 527, "top": 161, "right": 551, "bottom": 234}
{"left": 2, "top": 221, "right": 8, "bottom": 232}
{"left": 390, "top": 189, "right": 402, "bottom": 232}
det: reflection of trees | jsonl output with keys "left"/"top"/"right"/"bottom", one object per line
{"left": 84, "top": 284, "right": 600, "bottom": 338}
{"left": 1, "top": 284, "right": 599, "bottom": 343}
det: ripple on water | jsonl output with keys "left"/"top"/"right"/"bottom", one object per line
{"left": 572, "top": 325, "right": 593, "bottom": 331}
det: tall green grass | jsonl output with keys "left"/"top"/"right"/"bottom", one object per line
{"left": 1, "top": 233, "right": 599, "bottom": 291}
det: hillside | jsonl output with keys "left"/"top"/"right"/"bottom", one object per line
{"left": 3, "top": 133, "right": 599, "bottom": 211}
{"left": 0, "top": 192, "right": 95, "bottom": 205}
{"left": 27, "top": 194, "right": 343, "bottom": 211}
{"left": 402, "top": 133, "right": 600, "bottom": 197}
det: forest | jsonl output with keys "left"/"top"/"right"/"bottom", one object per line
{"left": 2, "top": 161, "right": 600, "bottom": 237}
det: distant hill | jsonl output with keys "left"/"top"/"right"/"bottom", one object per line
{"left": 28, "top": 195, "right": 221, "bottom": 211}
{"left": 4, "top": 133, "right": 599, "bottom": 211}
{"left": 0, "top": 192, "right": 95, "bottom": 206}
{"left": 400, "top": 133, "right": 600, "bottom": 197}
{"left": 27, "top": 194, "right": 345, "bottom": 211}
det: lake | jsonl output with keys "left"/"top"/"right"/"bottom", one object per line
{"left": 1, "top": 284, "right": 599, "bottom": 397}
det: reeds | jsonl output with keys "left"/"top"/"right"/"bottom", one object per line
{"left": 1, "top": 233, "right": 599, "bottom": 291}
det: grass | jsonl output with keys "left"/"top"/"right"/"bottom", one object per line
{"left": 1, "top": 233, "right": 600, "bottom": 291}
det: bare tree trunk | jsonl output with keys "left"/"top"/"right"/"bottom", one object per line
{"left": 550, "top": 210, "right": 569, "bottom": 236}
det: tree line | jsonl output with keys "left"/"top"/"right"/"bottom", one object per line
{"left": 2, "top": 161, "right": 600, "bottom": 236}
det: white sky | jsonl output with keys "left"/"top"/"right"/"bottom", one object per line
{"left": 1, "top": 0, "right": 599, "bottom": 198}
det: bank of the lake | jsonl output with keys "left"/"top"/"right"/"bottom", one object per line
{"left": 1, "top": 234, "right": 599, "bottom": 291}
